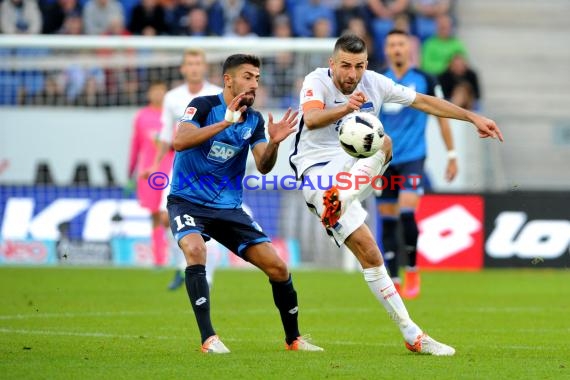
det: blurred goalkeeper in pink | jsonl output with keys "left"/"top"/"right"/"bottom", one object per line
{"left": 128, "top": 81, "right": 173, "bottom": 266}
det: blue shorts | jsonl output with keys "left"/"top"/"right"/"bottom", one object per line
{"left": 377, "top": 158, "right": 425, "bottom": 202}
{"left": 167, "top": 195, "right": 271, "bottom": 257}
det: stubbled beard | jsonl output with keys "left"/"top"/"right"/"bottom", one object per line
{"left": 239, "top": 96, "right": 254, "bottom": 107}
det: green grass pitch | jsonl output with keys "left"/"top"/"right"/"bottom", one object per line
{"left": 0, "top": 267, "right": 568, "bottom": 379}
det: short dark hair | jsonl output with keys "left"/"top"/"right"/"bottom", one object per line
{"left": 386, "top": 29, "right": 410, "bottom": 38}
{"left": 222, "top": 54, "right": 261, "bottom": 74}
{"left": 334, "top": 33, "right": 367, "bottom": 55}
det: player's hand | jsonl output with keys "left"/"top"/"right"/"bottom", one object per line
{"left": 470, "top": 114, "right": 504, "bottom": 142}
{"left": 445, "top": 159, "right": 458, "bottom": 182}
{"left": 345, "top": 91, "right": 367, "bottom": 112}
{"left": 225, "top": 92, "right": 248, "bottom": 124}
{"left": 267, "top": 108, "right": 299, "bottom": 145}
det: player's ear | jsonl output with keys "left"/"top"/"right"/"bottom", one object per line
{"left": 223, "top": 73, "right": 232, "bottom": 88}
{"left": 328, "top": 56, "right": 334, "bottom": 71}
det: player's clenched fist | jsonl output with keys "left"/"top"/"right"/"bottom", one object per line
{"left": 345, "top": 91, "right": 368, "bottom": 112}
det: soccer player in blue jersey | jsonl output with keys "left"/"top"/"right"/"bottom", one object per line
{"left": 376, "top": 29, "right": 458, "bottom": 299}
{"left": 167, "top": 54, "right": 323, "bottom": 354}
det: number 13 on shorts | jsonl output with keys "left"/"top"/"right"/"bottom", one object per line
{"left": 174, "top": 214, "right": 196, "bottom": 231}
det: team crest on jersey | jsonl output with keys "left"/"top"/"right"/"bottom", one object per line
{"left": 180, "top": 106, "right": 197, "bottom": 122}
{"left": 360, "top": 101, "right": 374, "bottom": 113}
{"left": 241, "top": 128, "right": 252, "bottom": 140}
{"left": 207, "top": 141, "right": 241, "bottom": 163}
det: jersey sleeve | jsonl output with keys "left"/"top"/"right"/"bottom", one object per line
{"left": 376, "top": 72, "right": 417, "bottom": 106}
{"left": 179, "top": 97, "right": 211, "bottom": 128}
{"left": 300, "top": 74, "right": 326, "bottom": 111}
{"left": 250, "top": 113, "right": 267, "bottom": 148}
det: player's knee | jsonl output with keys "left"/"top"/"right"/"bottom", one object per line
{"left": 179, "top": 237, "right": 207, "bottom": 262}
{"left": 266, "top": 257, "right": 289, "bottom": 281}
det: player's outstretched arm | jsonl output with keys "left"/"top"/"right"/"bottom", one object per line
{"left": 436, "top": 117, "right": 458, "bottom": 182}
{"left": 173, "top": 93, "right": 247, "bottom": 151}
{"left": 252, "top": 108, "right": 298, "bottom": 174}
{"left": 412, "top": 93, "right": 504, "bottom": 142}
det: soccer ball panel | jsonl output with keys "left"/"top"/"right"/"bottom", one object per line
{"left": 338, "top": 112, "right": 385, "bottom": 158}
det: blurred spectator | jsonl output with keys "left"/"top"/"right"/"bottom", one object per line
{"left": 421, "top": 14, "right": 467, "bottom": 75}
{"left": 227, "top": 14, "right": 257, "bottom": 37}
{"left": 128, "top": 0, "right": 166, "bottom": 36}
{"left": 262, "top": 14, "right": 298, "bottom": 108}
{"left": 254, "top": 0, "right": 287, "bottom": 37}
{"left": 26, "top": 72, "right": 66, "bottom": 105}
{"left": 410, "top": 0, "right": 451, "bottom": 42}
{"left": 342, "top": 17, "right": 380, "bottom": 70}
{"left": 366, "top": 0, "right": 409, "bottom": 65}
{"left": 1, "top": 0, "right": 43, "bottom": 34}
{"left": 393, "top": 13, "right": 420, "bottom": 67}
{"left": 208, "top": 0, "right": 259, "bottom": 36}
{"left": 335, "top": 0, "right": 369, "bottom": 36}
{"left": 292, "top": 0, "right": 336, "bottom": 38}
{"left": 160, "top": 0, "right": 178, "bottom": 34}
{"left": 179, "top": 6, "right": 212, "bottom": 36}
{"left": 312, "top": 17, "right": 334, "bottom": 38}
{"left": 172, "top": 0, "right": 202, "bottom": 35}
{"left": 82, "top": 0, "right": 124, "bottom": 35}
{"left": 74, "top": 75, "right": 108, "bottom": 107}
{"left": 41, "top": 0, "right": 81, "bottom": 34}
{"left": 58, "top": 12, "right": 83, "bottom": 34}
{"left": 438, "top": 53, "right": 480, "bottom": 110}
{"left": 63, "top": 62, "right": 105, "bottom": 104}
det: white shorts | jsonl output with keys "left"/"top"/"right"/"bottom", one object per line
{"left": 301, "top": 154, "right": 367, "bottom": 246}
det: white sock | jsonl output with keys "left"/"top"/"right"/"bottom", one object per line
{"left": 362, "top": 265, "right": 422, "bottom": 344}
{"left": 341, "top": 150, "right": 390, "bottom": 203}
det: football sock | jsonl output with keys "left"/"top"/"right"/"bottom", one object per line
{"left": 381, "top": 216, "right": 400, "bottom": 280}
{"left": 270, "top": 274, "right": 300, "bottom": 345}
{"left": 341, "top": 150, "right": 390, "bottom": 203}
{"left": 185, "top": 265, "right": 215, "bottom": 343}
{"left": 400, "top": 210, "right": 418, "bottom": 268}
{"left": 362, "top": 265, "right": 422, "bottom": 344}
{"left": 151, "top": 225, "right": 167, "bottom": 266}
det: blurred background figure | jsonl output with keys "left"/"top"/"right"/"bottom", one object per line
{"left": 0, "top": 0, "right": 42, "bottom": 34}
{"left": 41, "top": 0, "right": 82, "bottom": 34}
{"left": 128, "top": 0, "right": 167, "bottom": 36}
{"left": 335, "top": 0, "right": 370, "bottom": 36}
{"left": 82, "top": 0, "right": 125, "bottom": 35}
{"left": 438, "top": 53, "right": 480, "bottom": 110}
{"left": 58, "top": 12, "right": 84, "bottom": 35}
{"left": 341, "top": 16, "right": 380, "bottom": 70}
{"left": 393, "top": 13, "right": 420, "bottom": 68}
{"left": 179, "top": 6, "right": 211, "bottom": 36}
{"left": 128, "top": 81, "right": 171, "bottom": 267}
{"left": 292, "top": 0, "right": 336, "bottom": 37}
{"left": 410, "top": 0, "right": 451, "bottom": 42}
{"left": 421, "top": 14, "right": 467, "bottom": 75}
{"left": 254, "top": 0, "right": 287, "bottom": 37}
{"left": 366, "top": 0, "right": 409, "bottom": 66}
{"left": 207, "top": 0, "right": 259, "bottom": 36}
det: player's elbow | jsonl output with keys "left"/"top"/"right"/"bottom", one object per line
{"left": 172, "top": 136, "right": 187, "bottom": 152}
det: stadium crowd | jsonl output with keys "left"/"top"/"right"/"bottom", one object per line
{"left": 0, "top": 0, "right": 479, "bottom": 109}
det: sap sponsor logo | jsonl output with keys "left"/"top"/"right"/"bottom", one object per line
{"left": 207, "top": 141, "right": 241, "bottom": 162}
{"left": 1, "top": 198, "right": 151, "bottom": 241}
{"left": 486, "top": 212, "right": 570, "bottom": 259}
{"left": 418, "top": 204, "right": 482, "bottom": 263}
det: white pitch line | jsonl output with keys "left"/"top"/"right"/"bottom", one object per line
{"left": 0, "top": 310, "right": 168, "bottom": 320}
{"left": 0, "top": 327, "right": 179, "bottom": 340}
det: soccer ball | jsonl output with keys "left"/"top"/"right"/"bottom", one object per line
{"left": 338, "top": 112, "right": 385, "bottom": 158}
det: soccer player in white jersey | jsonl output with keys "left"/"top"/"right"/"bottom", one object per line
{"left": 289, "top": 34, "right": 503, "bottom": 356}
{"left": 145, "top": 49, "right": 222, "bottom": 290}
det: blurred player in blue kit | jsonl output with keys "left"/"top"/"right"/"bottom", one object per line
{"left": 167, "top": 54, "right": 323, "bottom": 354}
{"left": 376, "top": 29, "right": 458, "bottom": 298}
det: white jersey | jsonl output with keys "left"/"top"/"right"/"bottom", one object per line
{"left": 158, "top": 81, "right": 222, "bottom": 144}
{"left": 289, "top": 68, "right": 417, "bottom": 179}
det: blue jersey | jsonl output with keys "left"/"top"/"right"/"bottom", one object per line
{"left": 170, "top": 93, "right": 267, "bottom": 209}
{"left": 380, "top": 68, "right": 439, "bottom": 165}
